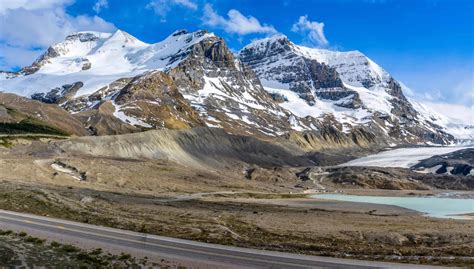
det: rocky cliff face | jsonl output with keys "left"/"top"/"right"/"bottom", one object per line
{"left": 0, "top": 29, "right": 455, "bottom": 147}
{"left": 412, "top": 148, "right": 474, "bottom": 177}
{"left": 239, "top": 35, "right": 454, "bottom": 145}
{"left": 238, "top": 36, "right": 359, "bottom": 108}
{"left": 167, "top": 31, "right": 296, "bottom": 138}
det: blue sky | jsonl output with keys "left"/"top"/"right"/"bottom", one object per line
{"left": 0, "top": 0, "right": 473, "bottom": 107}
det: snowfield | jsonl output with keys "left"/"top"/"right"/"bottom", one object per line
{"left": 340, "top": 146, "right": 473, "bottom": 168}
{"left": 263, "top": 85, "right": 372, "bottom": 129}
{"left": 0, "top": 30, "right": 214, "bottom": 98}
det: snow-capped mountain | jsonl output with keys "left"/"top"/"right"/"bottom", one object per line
{"left": 239, "top": 35, "right": 455, "bottom": 144}
{"left": 0, "top": 30, "right": 214, "bottom": 98}
{"left": 0, "top": 30, "right": 300, "bottom": 137}
{"left": 0, "top": 29, "right": 457, "bottom": 146}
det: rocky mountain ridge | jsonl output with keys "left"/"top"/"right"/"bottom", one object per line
{"left": 238, "top": 35, "right": 454, "bottom": 145}
{"left": 0, "top": 29, "right": 459, "bottom": 147}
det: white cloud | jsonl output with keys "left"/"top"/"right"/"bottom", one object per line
{"left": 0, "top": 44, "right": 42, "bottom": 70}
{"left": 147, "top": 0, "right": 197, "bottom": 21}
{"left": 93, "top": 0, "right": 108, "bottom": 13}
{"left": 0, "top": 0, "right": 73, "bottom": 14}
{"left": 405, "top": 72, "right": 474, "bottom": 108}
{"left": 173, "top": 0, "right": 197, "bottom": 10}
{"left": 408, "top": 74, "right": 473, "bottom": 125}
{"left": 0, "top": 7, "right": 116, "bottom": 48}
{"left": 0, "top": 1, "right": 115, "bottom": 70}
{"left": 202, "top": 4, "right": 277, "bottom": 36}
{"left": 292, "top": 15, "right": 328, "bottom": 47}
{"left": 452, "top": 77, "right": 474, "bottom": 105}
{"left": 421, "top": 101, "right": 474, "bottom": 125}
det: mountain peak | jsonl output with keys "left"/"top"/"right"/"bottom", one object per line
{"left": 0, "top": 28, "right": 219, "bottom": 98}
{"left": 240, "top": 34, "right": 392, "bottom": 90}
{"left": 239, "top": 34, "right": 294, "bottom": 61}
{"left": 253, "top": 34, "right": 289, "bottom": 44}
{"left": 161, "top": 29, "right": 214, "bottom": 44}
{"left": 171, "top": 29, "right": 189, "bottom": 36}
{"left": 103, "top": 29, "right": 149, "bottom": 48}
{"left": 64, "top": 31, "right": 111, "bottom": 42}
{"left": 243, "top": 34, "right": 291, "bottom": 50}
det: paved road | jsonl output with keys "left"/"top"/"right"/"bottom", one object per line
{"left": 0, "top": 209, "right": 446, "bottom": 269}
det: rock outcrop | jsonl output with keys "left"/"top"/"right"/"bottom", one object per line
{"left": 239, "top": 35, "right": 454, "bottom": 145}
{"left": 412, "top": 148, "right": 474, "bottom": 177}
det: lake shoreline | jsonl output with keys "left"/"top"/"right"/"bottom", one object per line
{"left": 311, "top": 191, "right": 474, "bottom": 220}
{"left": 324, "top": 188, "right": 474, "bottom": 198}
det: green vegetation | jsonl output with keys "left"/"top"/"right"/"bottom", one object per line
{"left": 24, "top": 236, "right": 46, "bottom": 244}
{"left": 0, "top": 230, "right": 168, "bottom": 268}
{"left": 0, "top": 230, "right": 13, "bottom": 236}
{"left": 0, "top": 118, "right": 69, "bottom": 136}
{"left": 0, "top": 106, "right": 69, "bottom": 136}
{"left": 0, "top": 134, "right": 68, "bottom": 148}
{"left": 0, "top": 137, "right": 13, "bottom": 148}
{"left": 0, "top": 105, "right": 69, "bottom": 147}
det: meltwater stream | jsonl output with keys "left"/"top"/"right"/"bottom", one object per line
{"left": 312, "top": 194, "right": 474, "bottom": 219}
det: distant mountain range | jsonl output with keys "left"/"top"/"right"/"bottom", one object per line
{"left": 1, "top": 29, "right": 470, "bottom": 146}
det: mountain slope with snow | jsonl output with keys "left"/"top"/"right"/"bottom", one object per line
{"left": 239, "top": 35, "right": 456, "bottom": 144}
{"left": 0, "top": 30, "right": 305, "bottom": 139}
{"left": 0, "top": 29, "right": 459, "bottom": 146}
{"left": 0, "top": 30, "right": 214, "bottom": 98}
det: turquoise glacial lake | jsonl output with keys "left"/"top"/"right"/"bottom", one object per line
{"left": 311, "top": 194, "right": 474, "bottom": 219}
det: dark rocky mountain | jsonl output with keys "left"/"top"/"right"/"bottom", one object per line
{"left": 0, "top": 29, "right": 456, "bottom": 147}
{"left": 239, "top": 35, "right": 454, "bottom": 145}
{"left": 412, "top": 148, "right": 474, "bottom": 177}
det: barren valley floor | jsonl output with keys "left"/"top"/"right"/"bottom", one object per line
{"left": 0, "top": 137, "right": 473, "bottom": 267}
